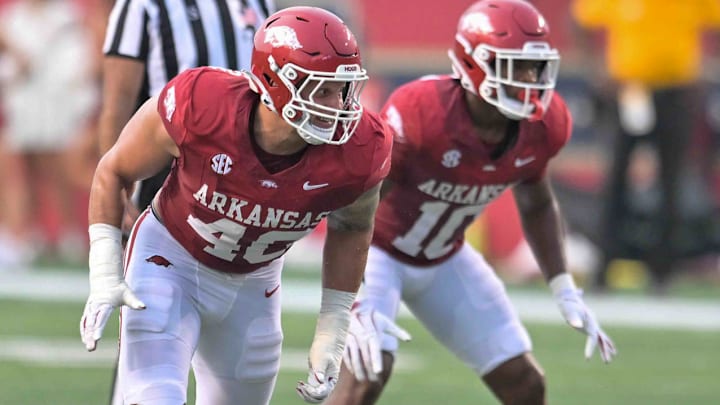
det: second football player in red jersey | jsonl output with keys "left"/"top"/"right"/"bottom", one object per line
{"left": 79, "top": 7, "right": 392, "bottom": 405}
{"left": 327, "top": 1, "right": 616, "bottom": 404}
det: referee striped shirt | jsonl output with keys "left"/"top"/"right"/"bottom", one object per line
{"left": 103, "top": 0, "right": 274, "bottom": 101}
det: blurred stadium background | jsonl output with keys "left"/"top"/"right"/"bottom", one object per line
{"left": 0, "top": 0, "right": 718, "bottom": 404}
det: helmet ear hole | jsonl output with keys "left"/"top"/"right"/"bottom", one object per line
{"left": 285, "top": 68, "right": 298, "bottom": 80}
{"left": 477, "top": 48, "right": 490, "bottom": 61}
{"left": 462, "top": 58, "right": 474, "bottom": 70}
{"left": 263, "top": 73, "right": 277, "bottom": 88}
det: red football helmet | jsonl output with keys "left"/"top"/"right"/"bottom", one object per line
{"left": 448, "top": 0, "right": 560, "bottom": 121}
{"left": 249, "top": 7, "right": 368, "bottom": 145}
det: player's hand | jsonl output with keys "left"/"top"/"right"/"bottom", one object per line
{"left": 296, "top": 368, "right": 336, "bottom": 404}
{"left": 343, "top": 301, "right": 412, "bottom": 382}
{"left": 80, "top": 224, "right": 145, "bottom": 352}
{"left": 296, "top": 339, "right": 341, "bottom": 403}
{"left": 296, "top": 328, "right": 344, "bottom": 403}
{"left": 296, "top": 288, "right": 355, "bottom": 403}
{"left": 550, "top": 274, "right": 616, "bottom": 363}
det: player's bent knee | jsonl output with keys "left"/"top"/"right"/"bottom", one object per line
{"left": 516, "top": 365, "right": 545, "bottom": 403}
{"left": 334, "top": 378, "right": 385, "bottom": 405}
{"left": 124, "top": 380, "right": 186, "bottom": 405}
{"left": 354, "top": 351, "right": 394, "bottom": 404}
{"left": 236, "top": 322, "right": 283, "bottom": 382}
{"left": 118, "top": 343, "right": 190, "bottom": 405}
{"left": 362, "top": 379, "right": 386, "bottom": 404}
{"left": 484, "top": 354, "right": 545, "bottom": 405}
{"left": 329, "top": 364, "right": 390, "bottom": 405}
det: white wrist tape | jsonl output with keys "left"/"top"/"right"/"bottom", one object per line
{"left": 319, "top": 288, "right": 357, "bottom": 314}
{"left": 89, "top": 223, "right": 122, "bottom": 244}
{"left": 88, "top": 224, "right": 124, "bottom": 288}
{"left": 311, "top": 288, "right": 357, "bottom": 367}
{"left": 549, "top": 273, "right": 578, "bottom": 295}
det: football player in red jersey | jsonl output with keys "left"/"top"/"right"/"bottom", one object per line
{"left": 327, "top": 1, "right": 616, "bottom": 404}
{"left": 79, "top": 7, "right": 392, "bottom": 405}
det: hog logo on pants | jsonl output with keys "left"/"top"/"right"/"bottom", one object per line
{"left": 146, "top": 255, "right": 173, "bottom": 267}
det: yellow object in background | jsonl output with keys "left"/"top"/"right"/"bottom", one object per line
{"left": 606, "top": 259, "right": 650, "bottom": 290}
{"left": 572, "top": 0, "right": 720, "bottom": 87}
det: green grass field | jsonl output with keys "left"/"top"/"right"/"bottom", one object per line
{"left": 1, "top": 296, "right": 719, "bottom": 405}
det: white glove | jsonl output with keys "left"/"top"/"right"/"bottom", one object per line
{"left": 343, "top": 301, "right": 411, "bottom": 382}
{"left": 80, "top": 224, "right": 145, "bottom": 351}
{"left": 550, "top": 273, "right": 617, "bottom": 363}
{"left": 296, "top": 369, "right": 336, "bottom": 404}
{"left": 296, "top": 288, "right": 355, "bottom": 403}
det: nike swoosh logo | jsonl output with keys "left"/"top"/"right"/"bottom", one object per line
{"left": 265, "top": 284, "right": 280, "bottom": 298}
{"left": 303, "top": 181, "right": 329, "bottom": 191}
{"left": 514, "top": 156, "right": 536, "bottom": 167}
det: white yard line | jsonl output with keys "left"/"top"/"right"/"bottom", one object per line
{"left": 0, "top": 337, "right": 423, "bottom": 372}
{"left": 1, "top": 270, "right": 719, "bottom": 331}
{"left": 1, "top": 270, "right": 718, "bottom": 368}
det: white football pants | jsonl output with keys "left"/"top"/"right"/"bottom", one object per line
{"left": 360, "top": 243, "right": 532, "bottom": 375}
{"left": 113, "top": 210, "right": 284, "bottom": 405}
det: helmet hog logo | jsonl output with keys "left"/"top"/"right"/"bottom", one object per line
{"left": 146, "top": 255, "right": 173, "bottom": 267}
{"left": 460, "top": 12, "right": 493, "bottom": 34}
{"left": 264, "top": 26, "right": 303, "bottom": 50}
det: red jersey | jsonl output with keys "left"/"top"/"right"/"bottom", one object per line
{"left": 156, "top": 67, "right": 392, "bottom": 274}
{"left": 373, "top": 75, "right": 571, "bottom": 266}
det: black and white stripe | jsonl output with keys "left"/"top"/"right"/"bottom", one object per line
{"left": 103, "top": 0, "right": 274, "bottom": 101}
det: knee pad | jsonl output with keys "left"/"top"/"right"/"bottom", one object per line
{"left": 123, "top": 379, "right": 186, "bottom": 405}
{"left": 124, "top": 283, "right": 180, "bottom": 341}
{"left": 236, "top": 317, "right": 283, "bottom": 382}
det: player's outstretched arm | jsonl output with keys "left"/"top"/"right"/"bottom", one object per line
{"left": 296, "top": 184, "right": 382, "bottom": 403}
{"left": 80, "top": 97, "right": 179, "bottom": 352}
{"left": 513, "top": 177, "right": 616, "bottom": 363}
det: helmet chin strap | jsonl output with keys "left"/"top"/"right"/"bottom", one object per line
{"left": 281, "top": 104, "right": 327, "bottom": 145}
{"left": 487, "top": 85, "right": 545, "bottom": 122}
{"left": 296, "top": 129, "right": 324, "bottom": 145}
{"left": 497, "top": 107, "right": 525, "bottom": 121}
{"left": 517, "top": 88, "right": 545, "bottom": 121}
{"left": 294, "top": 113, "right": 337, "bottom": 145}
{"left": 526, "top": 98, "right": 545, "bottom": 122}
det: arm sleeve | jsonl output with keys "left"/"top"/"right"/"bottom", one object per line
{"left": 103, "top": 0, "right": 149, "bottom": 60}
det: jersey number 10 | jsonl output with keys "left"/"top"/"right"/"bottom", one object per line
{"left": 392, "top": 201, "right": 482, "bottom": 260}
